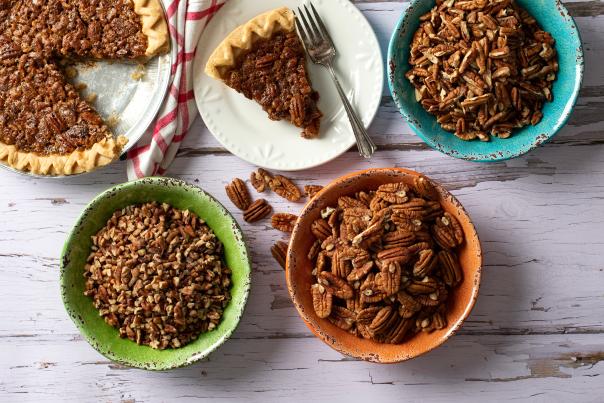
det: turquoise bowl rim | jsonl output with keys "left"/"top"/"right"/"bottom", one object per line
{"left": 387, "top": 0, "right": 584, "bottom": 162}
{"left": 60, "top": 177, "right": 252, "bottom": 371}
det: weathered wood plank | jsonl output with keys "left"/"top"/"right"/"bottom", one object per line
{"left": 1, "top": 334, "right": 602, "bottom": 402}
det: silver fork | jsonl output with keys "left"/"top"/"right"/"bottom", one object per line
{"left": 295, "top": 3, "right": 377, "bottom": 159}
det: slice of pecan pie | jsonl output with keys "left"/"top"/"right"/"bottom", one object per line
{"left": 205, "top": 7, "right": 323, "bottom": 139}
{"left": 0, "top": 0, "right": 169, "bottom": 175}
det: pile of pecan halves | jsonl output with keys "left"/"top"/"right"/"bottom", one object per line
{"left": 309, "top": 177, "right": 464, "bottom": 344}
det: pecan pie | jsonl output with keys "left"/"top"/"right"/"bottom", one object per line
{"left": 0, "top": 0, "right": 169, "bottom": 175}
{"left": 205, "top": 7, "right": 323, "bottom": 139}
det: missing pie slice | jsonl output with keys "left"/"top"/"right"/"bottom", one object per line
{"left": 0, "top": 0, "right": 169, "bottom": 176}
{"left": 205, "top": 7, "right": 323, "bottom": 139}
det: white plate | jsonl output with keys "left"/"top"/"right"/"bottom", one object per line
{"left": 193, "top": 0, "right": 383, "bottom": 171}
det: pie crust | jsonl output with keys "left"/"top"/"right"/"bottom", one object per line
{"left": 205, "top": 7, "right": 295, "bottom": 79}
{"left": 0, "top": 136, "right": 128, "bottom": 176}
{"left": 133, "top": 0, "right": 171, "bottom": 56}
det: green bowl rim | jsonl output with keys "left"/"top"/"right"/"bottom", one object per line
{"left": 387, "top": 0, "right": 584, "bottom": 162}
{"left": 59, "top": 177, "right": 252, "bottom": 371}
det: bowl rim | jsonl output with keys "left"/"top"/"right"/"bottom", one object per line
{"left": 387, "top": 0, "right": 584, "bottom": 162}
{"left": 285, "top": 167, "right": 483, "bottom": 363}
{"left": 60, "top": 177, "right": 252, "bottom": 371}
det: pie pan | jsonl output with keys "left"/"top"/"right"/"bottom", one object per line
{"left": 286, "top": 168, "right": 482, "bottom": 363}
{"left": 60, "top": 177, "right": 251, "bottom": 370}
{"left": 0, "top": 1, "right": 173, "bottom": 178}
{"left": 388, "top": 0, "right": 583, "bottom": 162}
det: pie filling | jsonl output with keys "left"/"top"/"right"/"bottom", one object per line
{"left": 222, "top": 31, "right": 323, "bottom": 139}
{"left": 0, "top": 0, "right": 154, "bottom": 162}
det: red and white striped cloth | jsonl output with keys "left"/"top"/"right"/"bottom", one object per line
{"left": 127, "top": 0, "right": 226, "bottom": 180}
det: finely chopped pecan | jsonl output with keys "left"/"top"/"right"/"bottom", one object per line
{"left": 308, "top": 179, "right": 465, "bottom": 344}
{"left": 83, "top": 202, "right": 231, "bottom": 350}
{"left": 406, "top": 0, "right": 558, "bottom": 141}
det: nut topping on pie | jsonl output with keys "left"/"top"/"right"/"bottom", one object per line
{"left": 205, "top": 8, "right": 323, "bottom": 139}
{"left": 0, "top": 0, "right": 169, "bottom": 175}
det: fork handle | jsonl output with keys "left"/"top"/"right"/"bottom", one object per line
{"left": 326, "top": 64, "right": 377, "bottom": 159}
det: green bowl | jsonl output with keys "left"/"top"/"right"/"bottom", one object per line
{"left": 388, "top": 0, "right": 584, "bottom": 162}
{"left": 60, "top": 177, "right": 252, "bottom": 370}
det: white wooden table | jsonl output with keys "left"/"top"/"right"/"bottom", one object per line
{"left": 2, "top": 1, "right": 603, "bottom": 401}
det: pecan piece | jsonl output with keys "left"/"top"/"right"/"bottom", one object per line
{"left": 413, "top": 176, "right": 439, "bottom": 201}
{"left": 329, "top": 306, "right": 356, "bottom": 330}
{"left": 271, "top": 241, "right": 288, "bottom": 270}
{"left": 439, "top": 250, "right": 463, "bottom": 287}
{"left": 243, "top": 199, "right": 272, "bottom": 223}
{"left": 376, "top": 262, "right": 402, "bottom": 296}
{"left": 250, "top": 168, "right": 272, "bottom": 193}
{"left": 311, "top": 284, "right": 333, "bottom": 319}
{"left": 357, "top": 306, "right": 382, "bottom": 325}
{"left": 225, "top": 178, "right": 252, "bottom": 211}
{"left": 433, "top": 212, "right": 465, "bottom": 249}
{"left": 376, "top": 183, "right": 411, "bottom": 204}
{"left": 318, "top": 272, "right": 354, "bottom": 300}
{"left": 369, "top": 306, "right": 397, "bottom": 335}
{"left": 407, "top": 277, "right": 438, "bottom": 295}
{"left": 271, "top": 213, "right": 298, "bottom": 233}
{"left": 397, "top": 291, "right": 422, "bottom": 319}
{"left": 413, "top": 249, "right": 438, "bottom": 278}
{"left": 269, "top": 175, "right": 302, "bottom": 202}
{"left": 304, "top": 185, "right": 323, "bottom": 199}
{"left": 311, "top": 218, "right": 332, "bottom": 241}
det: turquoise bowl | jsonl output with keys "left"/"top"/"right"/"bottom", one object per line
{"left": 388, "top": 0, "right": 584, "bottom": 162}
{"left": 60, "top": 177, "right": 252, "bottom": 370}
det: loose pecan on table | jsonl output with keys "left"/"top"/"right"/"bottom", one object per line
{"left": 225, "top": 178, "right": 252, "bottom": 211}
{"left": 244, "top": 199, "right": 273, "bottom": 223}
{"left": 271, "top": 213, "right": 298, "bottom": 233}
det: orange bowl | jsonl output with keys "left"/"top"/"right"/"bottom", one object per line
{"left": 286, "top": 168, "right": 482, "bottom": 363}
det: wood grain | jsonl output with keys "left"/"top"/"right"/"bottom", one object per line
{"left": 1, "top": 1, "right": 603, "bottom": 402}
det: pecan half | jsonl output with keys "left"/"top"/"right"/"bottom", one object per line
{"left": 271, "top": 241, "right": 288, "bottom": 270}
{"left": 269, "top": 175, "right": 302, "bottom": 202}
{"left": 250, "top": 168, "right": 272, "bottom": 193}
{"left": 225, "top": 178, "right": 252, "bottom": 211}
{"left": 243, "top": 199, "right": 272, "bottom": 223}
{"left": 271, "top": 213, "right": 298, "bottom": 233}
{"left": 312, "top": 284, "right": 333, "bottom": 319}
{"left": 318, "top": 272, "right": 354, "bottom": 300}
